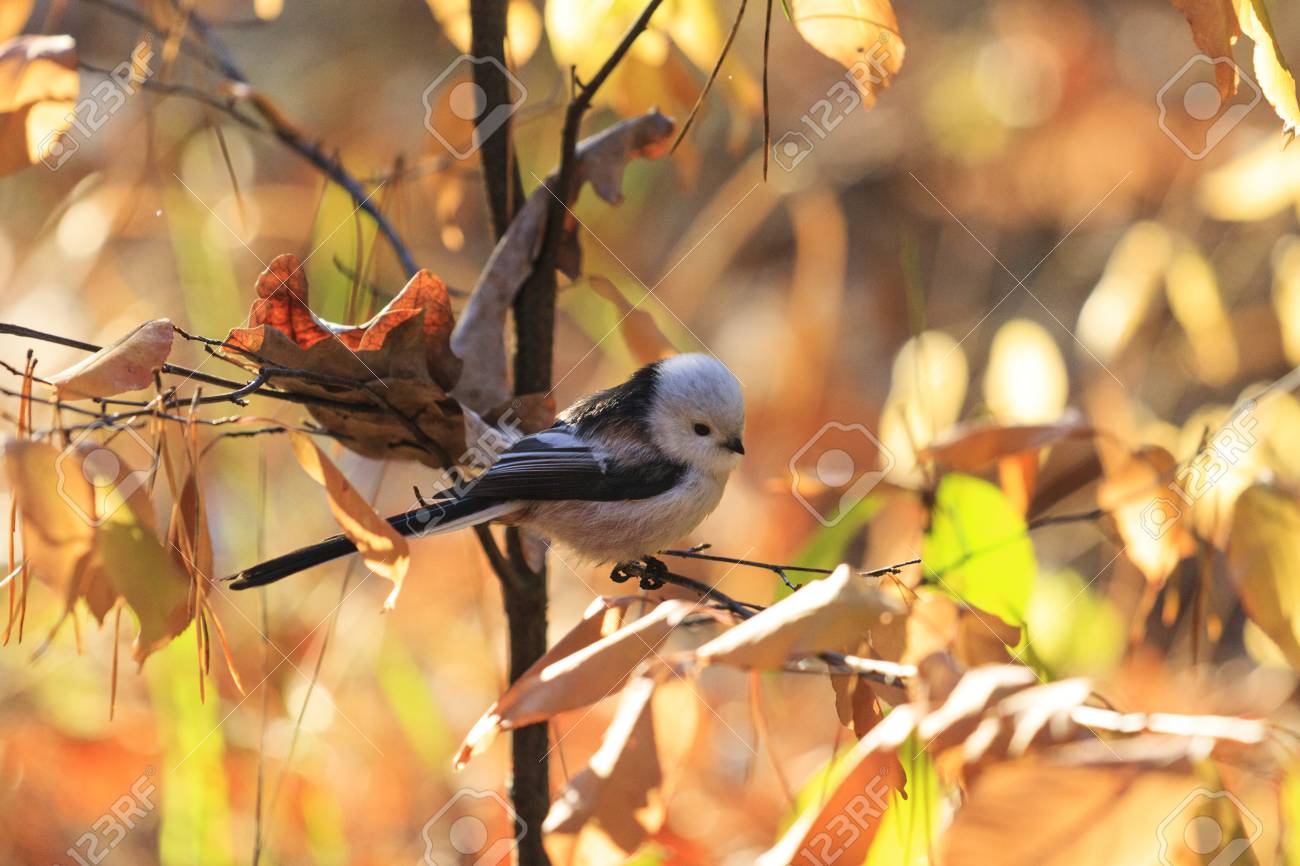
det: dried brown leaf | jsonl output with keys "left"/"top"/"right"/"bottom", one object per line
{"left": 450, "top": 111, "right": 676, "bottom": 414}
{"left": 696, "top": 564, "right": 903, "bottom": 669}
{"left": 288, "top": 431, "right": 409, "bottom": 609}
{"left": 49, "top": 319, "right": 174, "bottom": 399}
{"left": 455, "top": 597, "right": 681, "bottom": 768}
{"left": 223, "top": 255, "right": 465, "bottom": 466}
{"left": 789, "top": 0, "right": 904, "bottom": 106}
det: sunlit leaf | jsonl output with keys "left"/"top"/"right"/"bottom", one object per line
{"left": 695, "top": 563, "right": 903, "bottom": 668}
{"left": 1170, "top": 0, "right": 1239, "bottom": 98}
{"left": 425, "top": 0, "right": 542, "bottom": 65}
{"left": 1076, "top": 221, "right": 1172, "bottom": 361}
{"left": 923, "top": 474, "right": 1037, "bottom": 628}
{"left": 0, "top": 35, "right": 78, "bottom": 176}
{"left": 983, "top": 319, "right": 1069, "bottom": 424}
{"left": 789, "top": 0, "right": 905, "bottom": 105}
{"left": 288, "top": 431, "right": 409, "bottom": 609}
{"left": 1232, "top": 0, "right": 1300, "bottom": 140}
{"left": 224, "top": 254, "right": 465, "bottom": 467}
{"left": 48, "top": 319, "right": 174, "bottom": 399}
{"left": 1226, "top": 484, "right": 1300, "bottom": 668}
{"left": 96, "top": 494, "right": 193, "bottom": 664}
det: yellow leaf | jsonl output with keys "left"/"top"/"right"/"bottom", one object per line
{"left": 0, "top": 35, "right": 78, "bottom": 176}
{"left": 95, "top": 495, "right": 192, "bottom": 665}
{"left": 1232, "top": 0, "right": 1300, "bottom": 140}
{"left": 288, "top": 431, "right": 410, "bottom": 609}
{"left": 1227, "top": 485, "right": 1300, "bottom": 667}
{"left": 424, "top": 0, "right": 541, "bottom": 65}
{"left": 789, "top": 0, "right": 905, "bottom": 104}
{"left": 48, "top": 319, "right": 174, "bottom": 399}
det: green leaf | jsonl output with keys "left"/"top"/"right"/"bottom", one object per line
{"left": 922, "top": 474, "right": 1036, "bottom": 627}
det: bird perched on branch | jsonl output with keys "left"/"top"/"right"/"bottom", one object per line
{"left": 227, "top": 353, "right": 745, "bottom": 589}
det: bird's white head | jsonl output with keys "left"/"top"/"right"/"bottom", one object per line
{"left": 647, "top": 353, "right": 745, "bottom": 476}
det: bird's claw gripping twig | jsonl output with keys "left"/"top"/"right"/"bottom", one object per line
{"left": 610, "top": 556, "right": 668, "bottom": 591}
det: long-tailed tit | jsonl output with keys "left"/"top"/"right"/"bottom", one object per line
{"left": 227, "top": 353, "right": 745, "bottom": 589}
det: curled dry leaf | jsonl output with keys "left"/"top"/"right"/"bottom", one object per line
{"left": 288, "top": 431, "right": 409, "bottom": 609}
{"left": 789, "top": 0, "right": 904, "bottom": 106}
{"left": 450, "top": 110, "right": 676, "bottom": 414}
{"left": 1226, "top": 484, "right": 1300, "bottom": 667}
{"left": 543, "top": 675, "right": 664, "bottom": 859}
{"left": 0, "top": 35, "right": 78, "bottom": 176}
{"left": 695, "top": 564, "right": 903, "bottom": 669}
{"left": 48, "top": 319, "right": 174, "bottom": 399}
{"left": 224, "top": 254, "right": 465, "bottom": 467}
{"left": 455, "top": 596, "right": 685, "bottom": 768}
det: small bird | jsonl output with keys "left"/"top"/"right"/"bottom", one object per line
{"left": 227, "top": 353, "right": 745, "bottom": 589}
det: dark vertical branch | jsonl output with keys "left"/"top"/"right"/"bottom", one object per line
{"left": 468, "top": 3, "right": 550, "bottom": 865}
{"left": 470, "top": 0, "right": 525, "bottom": 239}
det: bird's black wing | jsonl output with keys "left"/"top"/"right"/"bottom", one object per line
{"left": 465, "top": 427, "right": 684, "bottom": 503}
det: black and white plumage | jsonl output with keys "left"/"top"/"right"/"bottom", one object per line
{"left": 227, "top": 353, "right": 745, "bottom": 590}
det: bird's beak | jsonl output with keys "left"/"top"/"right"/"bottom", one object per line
{"left": 725, "top": 437, "right": 745, "bottom": 455}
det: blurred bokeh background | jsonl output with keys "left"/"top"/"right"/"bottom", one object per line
{"left": 4, "top": 0, "right": 1300, "bottom": 863}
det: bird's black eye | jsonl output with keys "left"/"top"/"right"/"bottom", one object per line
{"left": 693, "top": 423, "right": 711, "bottom": 437}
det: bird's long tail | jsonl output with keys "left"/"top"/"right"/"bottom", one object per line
{"left": 225, "top": 498, "right": 513, "bottom": 590}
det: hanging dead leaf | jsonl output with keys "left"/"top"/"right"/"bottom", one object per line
{"left": 543, "top": 675, "right": 665, "bottom": 859}
{"left": 789, "top": 0, "right": 904, "bottom": 106}
{"left": 2, "top": 439, "right": 107, "bottom": 619}
{"left": 586, "top": 275, "right": 673, "bottom": 366}
{"left": 1170, "top": 0, "right": 1240, "bottom": 98}
{"left": 1226, "top": 484, "right": 1300, "bottom": 667}
{"left": 0, "top": 35, "right": 78, "bottom": 176}
{"left": 695, "top": 564, "right": 903, "bottom": 669}
{"left": 450, "top": 110, "right": 675, "bottom": 414}
{"left": 288, "top": 431, "right": 409, "bottom": 609}
{"left": 830, "top": 666, "right": 883, "bottom": 738}
{"left": 455, "top": 598, "right": 692, "bottom": 767}
{"left": 95, "top": 493, "right": 192, "bottom": 665}
{"left": 223, "top": 255, "right": 465, "bottom": 467}
{"left": 48, "top": 319, "right": 173, "bottom": 399}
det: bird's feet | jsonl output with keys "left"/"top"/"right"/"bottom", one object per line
{"left": 610, "top": 556, "right": 668, "bottom": 591}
